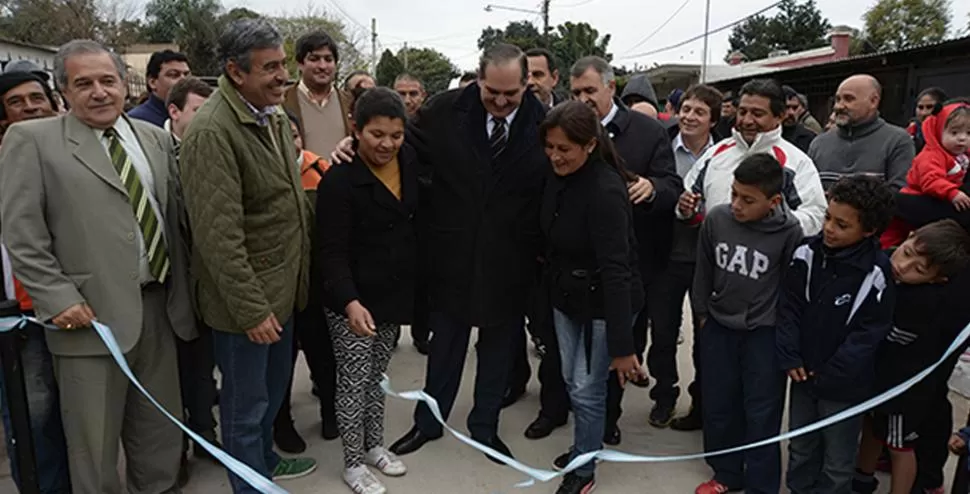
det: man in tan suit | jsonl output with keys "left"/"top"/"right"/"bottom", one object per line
{"left": 0, "top": 39, "right": 197, "bottom": 494}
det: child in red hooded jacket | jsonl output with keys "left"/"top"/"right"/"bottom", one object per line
{"left": 882, "top": 102, "right": 970, "bottom": 248}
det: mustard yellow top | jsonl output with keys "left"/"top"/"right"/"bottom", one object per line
{"left": 367, "top": 156, "right": 401, "bottom": 200}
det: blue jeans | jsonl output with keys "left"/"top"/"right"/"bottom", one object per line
{"left": 553, "top": 309, "right": 612, "bottom": 478}
{"left": 786, "top": 382, "right": 861, "bottom": 494}
{"left": 213, "top": 318, "right": 294, "bottom": 493}
{"left": 0, "top": 323, "right": 71, "bottom": 493}
{"left": 700, "top": 318, "right": 784, "bottom": 493}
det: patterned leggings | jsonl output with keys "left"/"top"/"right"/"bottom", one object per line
{"left": 327, "top": 309, "right": 398, "bottom": 469}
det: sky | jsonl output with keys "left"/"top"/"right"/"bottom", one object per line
{"left": 223, "top": 0, "right": 903, "bottom": 71}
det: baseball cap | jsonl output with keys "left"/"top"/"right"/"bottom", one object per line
{"left": 4, "top": 60, "right": 50, "bottom": 82}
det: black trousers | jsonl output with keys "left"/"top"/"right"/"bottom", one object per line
{"left": 176, "top": 320, "right": 217, "bottom": 437}
{"left": 913, "top": 393, "right": 953, "bottom": 492}
{"left": 414, "top": 312, "right": 517, "bottom": 440}
{"left": 275, "top": 301, "right": 337, "bottom": 428}
{"left": 646, "top": 261, "right": 702, "bottom": 409}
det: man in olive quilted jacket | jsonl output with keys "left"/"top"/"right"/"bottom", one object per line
{"left": 178, "top": 19, "right": 317, "bottom": 491}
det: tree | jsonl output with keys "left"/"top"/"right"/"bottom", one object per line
{"left": 375, "top": 49, "right": 403, "bottom": 87}
{"left": 0, "top": 0, "right": 130, "bottom": 46}
{"left": 142, "top": 0, "right": 224, "bottom": 75}
{"left": 863, "top": 0, "right": 951, "bottom": 52}
{"left": 551, "top": 21, "right": 612, "bottom": 73}
{"left": 396, "top": 47, "right": 457, "bottom": 95}
{"left": 274, "top": 6, "right": 368, "bottom": 79}
{"left": 477, "top": 21, "right": 543, "bottom": 51}
{"left": 725, "top": 0, "right": 831, "bottom": 62}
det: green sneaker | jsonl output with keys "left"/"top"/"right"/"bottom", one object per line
{"left": 272, "top": 457, "right": 317, "bottom": 481}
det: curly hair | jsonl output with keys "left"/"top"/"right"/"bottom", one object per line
{"left": 827, "top": 175, "right": 895, "bottom": 233}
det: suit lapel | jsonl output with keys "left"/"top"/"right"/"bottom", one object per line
{"left": 66, "top": 113, "right": 127, "bottom": 197}
{"left": 126, "top": 115, "right": 170, "bottom": 213}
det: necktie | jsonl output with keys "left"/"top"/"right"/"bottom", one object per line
{"left": 104, "top": 127, "right": 169, "bottom": 283}
{"left": 489, "top": 117, "right": 507, "bottom": 160}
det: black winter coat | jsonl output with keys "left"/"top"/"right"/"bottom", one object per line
{"left": 782, "top": 123, "right": 816, "bottom": 154}
{"left": 406, "top": 83, "right": 547, "bottom": 326}
{"left": 316, "top": 144, "right": 420, "bottom": 324}
{"left": 605, "top": 101, "right": 682, "bottom": 283}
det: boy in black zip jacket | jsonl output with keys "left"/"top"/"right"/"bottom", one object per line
{"left": 777, "top": 175, "right": 896, "bottom": 494}
{"left": 854, "top": 219, "right": 970, "bottom": 494}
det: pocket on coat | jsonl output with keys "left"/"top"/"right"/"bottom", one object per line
{"left": 248, "top": 244, "right": 286, "bottom": 275}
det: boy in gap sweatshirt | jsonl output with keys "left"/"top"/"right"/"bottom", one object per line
{"left": 776, "top": 175, "right": 896, "bottom": 494}
{"left": 692, "top": 153, "right": 803, "bottom": 494}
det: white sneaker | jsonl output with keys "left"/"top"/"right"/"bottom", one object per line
{"left": 343, "top": 466, "right": 386, "bottom": 494}
{"left": 365, "top": 446, "right": 408, "bottom": 477}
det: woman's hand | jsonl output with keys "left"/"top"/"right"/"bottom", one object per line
{"left": 345, "top": 300, "right": 376, "bottom": 337}
{"left": 949, "top": 433, "right": 967, "bottom": 454}
{"left": 610, "top": 354, "right": 646, "bottom": 387}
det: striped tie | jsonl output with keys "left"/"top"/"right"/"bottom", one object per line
{"left": 489, "top": 116, "right": 507, "bottom": 160}
{"left": 104, "top": 127, "right": 169, "bottom": 283}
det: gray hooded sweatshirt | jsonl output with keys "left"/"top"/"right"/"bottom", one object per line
{"left": 808, "top": 115, "right": 914, "bottom": 191}
{"left": 620, "top": 74, "right": 659, "bottom": 110}
{"left": 692, "top": 203, "right": 803, "bottom": 331}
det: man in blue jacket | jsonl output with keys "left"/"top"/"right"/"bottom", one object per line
{"left": 128, "top": 50, "right": 191, "bottom": 128}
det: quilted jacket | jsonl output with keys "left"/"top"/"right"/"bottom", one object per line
{"left": 179, "top": 76, "right": 312, "bottom": 333}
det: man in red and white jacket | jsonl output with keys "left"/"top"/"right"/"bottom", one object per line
{"left": 676, "top": 79, "right": 826, "bottom": 238}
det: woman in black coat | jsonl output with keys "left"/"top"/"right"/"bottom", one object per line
{"left": 539, "top": 101, "right": 645, "bottom": 494}
{"left": 316, "top": 87, "right": 418, "bottom": 494}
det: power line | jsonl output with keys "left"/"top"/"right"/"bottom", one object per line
{"left": 325, "top": 0, "right": 369, "bottom": 32}
{"left": 555, "top": 0, "right": 595, "bottom": 7}
{"left": 621, "top": 0, "right": 693, "bottom": 54}
{"left": 618, "top": 0, "right": 784, "bottom": 60}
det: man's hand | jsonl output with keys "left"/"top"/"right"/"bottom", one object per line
{"left": 627, "top": 176, "right": 655, "bottom": 204}
{"left": 787, "top": 367, "right": 809, "bottom": 382}
{"left": 949, "top": 433, "right": 967, "bottom": 454}
{"left": 610, "top": 354, "right": 646, "bottom": 387}
{"left": 52, "top": 303, "right": 96, "bottom": 330}
{"left": 345, "top": 300, "right": 376, "bottom": 337}
{"left": 246, "top": 314, "right": 283, "bottom": 344}
{"left": 677, "top": 191, "right": 702, "bottom": 217}
{"left": 330, "top": 136, "right": 355, "bottom": 165}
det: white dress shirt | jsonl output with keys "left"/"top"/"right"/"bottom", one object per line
{"left": 487, "top": 105, "right": 520, "bottom": 136}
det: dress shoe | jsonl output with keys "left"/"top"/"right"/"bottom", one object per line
{"left": 670, "top": 406, "right": 703, "bottom": 431}
{"left": 274, "top": 420, "right": 307, "bottom": 454}
{"left": 480, "top": 435, "right": 513, "bottom": 465}
{"left": 524, "top": 415, "right": 566, "bottom": 439}
{"left": 648, "top": 401, "right": 676, "bottom": 428}
{"left": 389, "top": 427, "right": 441, "bottom": 455}
{"left": 322, "top": 418, "right": 340, "bottom": 441}
{"left": 603, "top": 424, "right": 621, "bottom": 445}
{"left": 414, "top": 338, "right": 429, "bottom": 355}
{"left": 501, "top": 386, "right": 527, "bottom": 408}
{"left": 192, "top": 431, "right": 222, "bottom": 461}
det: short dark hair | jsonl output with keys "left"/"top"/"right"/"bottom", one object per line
{"left": 681, "top": 84, "right": 723, "bottom": 123}
{"left": 827, "top": 175, "right": 895, "bottom": 234}
{"left": 723, "top": 91, "right": 739, "bottom": 106}
{"left": 740, "top": 79, "right": 787, "bottom": 117}
{"left": 343, "top": 70, "right": 372, "bottom": 90}
{"left": 911, "top": 219, "right": 970, "bottom": 276}
{"left": 459, "top": 72, "right": 477, "bottom": 83}
{"left": 734, "top": 153, "right": 783, "bottom": 197}
{"left": 478, "top": 43, "right": 527, "bottom": 85}
{"left": 166, "top": 76, "right": 212, "bottom": 110}
{"left": 295, "top": 31, "right": 339, "bottom": 64}
{"left": 285, "top": 108, "right": 303, "bottom": 138}
{"left": 525, "top": 47, "right": 557, "bottom": 73}
{"left": 394, "top": 72, "right": 423, "bottom": 89}
{"left": 348, "top": 85, "right": 369, "bottom": 116}
{"left": 146, "top": 50, "right": 188, "bottom": 92}
{"left": 917, "top": 87, "right": 948, "bottom": 106}
{"left": 353, "top": 86, "right": 407, "bottom": 130}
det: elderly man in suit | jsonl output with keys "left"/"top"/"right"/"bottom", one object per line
{"left": 0, "top": 39, "right": 196, "bottom": 493}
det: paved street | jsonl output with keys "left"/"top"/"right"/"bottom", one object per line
{"left": 2, "top": 323, "right": 966, "bottom": 493}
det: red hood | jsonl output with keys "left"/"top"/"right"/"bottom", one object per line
{"left": 922, "top": 102, "right": 970, "bottom": 155}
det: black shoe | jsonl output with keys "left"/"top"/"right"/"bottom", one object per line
{"left": 192, "top": 431, "right": 222, "bottom": 461}
{"left": 481, "top": 435, "right": 513, "bottom": 465}
{"left": 603, "top": 424, "right": 621, "bottom": 445}
{"left": 178, "top": 452, "right": 190, "bottom": 488}
{"left": 555, "top": 472, "right": 595, "bottom": 494}
{"left": 630, "top": 374, "right": 650, "bottom": 388}
{"left": 524, "top": 415, "right": 566, "bottom": 439}
{"left": 670, "top": 406, "right": 703, "bottom": 431}
{"left": 311, "top": 383, "right": 320, "bottom": 399}
{"left": 501, "top": 386, "right": 527, "bottom": 408}
{"left": 389, "top": 426, "right": 441, "bottom": 455}
{"left": 274, "top": 421, "right": 307, "bottom": 454}
{"left": 852, "top": 474, "right": 878, "bottom": 494}
{"left": 321, "top": 418, "right": 339, "bottom": 441}
{"left": 649, "top": 401, "right": 676, "bottom": 428}
{"left": 414, "top": 338, "right": 429, "bottom": 355}
{"left": 552, "top": 450, "right": 571, "bottom": 471}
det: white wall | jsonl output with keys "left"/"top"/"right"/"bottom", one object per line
{"left": 0, "top": 41, "right": 56, "bottom": 81}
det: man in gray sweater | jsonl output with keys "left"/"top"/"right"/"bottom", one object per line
{"left": 809, "top": 74, "right": 914, "bottom": 191}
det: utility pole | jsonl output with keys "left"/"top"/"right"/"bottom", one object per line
{"left": 541, "top": 0, "right": 551, "bottom": 45}
{"left": 371, "top": 18, "right": 377, "bottom": 74}
{"left": 700, "top": 0, "right": 711, "bottom": 83}
{"left": 403, "top": 41, "right": 409, "bottom": 70}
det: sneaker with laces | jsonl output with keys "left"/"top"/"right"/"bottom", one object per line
{"left": 272, "top": 457, "right": 317, "bottom": 481}
{"left": 695, "top": 479, "right": 730, "bottom": 494}
{"left": 553, "top": 450, "right": 601, "bottom": 471}
{"left": 365, "top": 447, "right": 407, "bottom": 477}
{"left": 648, "top": 401, "right": 675, "bottom": 428}
{"left": 343, "top": 467, "right": 386, "bottom": 494}
{"left": 555, "top": 473, "right": 595, "bottom": 494}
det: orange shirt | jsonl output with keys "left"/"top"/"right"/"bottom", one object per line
{"left": 300, "top": 150, "right": 329, "bottom": 190}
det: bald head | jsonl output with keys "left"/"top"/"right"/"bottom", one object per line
{"left": 631, "top": 101, "right": 658, "bottom": 119}
{"left": 833, "top": 74, "right": 882, "bottom": 128}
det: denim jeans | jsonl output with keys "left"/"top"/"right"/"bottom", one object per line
{"left": 0, "top": 323, "right": 71, "bottom": 493}
{"left": 213, "top": 318, "right": 294, "bottom": 493}
{"left": 786, "top": 382, "right": 861, "bottom": 494}
{"left": 553, "top": 309, "right": 612, "bottom": 478}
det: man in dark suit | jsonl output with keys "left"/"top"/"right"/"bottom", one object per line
{"left": 525, "top": 55, "right": 682, "bottom": 444}
{"left": 389, "top": 44, "right": 548, "bottom": 461}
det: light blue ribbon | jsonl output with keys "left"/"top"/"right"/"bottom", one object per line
{"left": 382, "top": 321, "right": 970, "bottom": 488}
{"left": 0, "top": 316, "right": 288, "bottom": 494}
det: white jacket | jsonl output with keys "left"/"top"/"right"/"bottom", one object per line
{"left": 676, "top": 126, "right": 826, "bottom": 236}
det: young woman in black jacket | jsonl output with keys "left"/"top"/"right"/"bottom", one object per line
{"left": 316, "top": 87, "right": 418, "bottom": 494}
{"left": 540, "top": 101, "right": 646, "bottom": 494}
